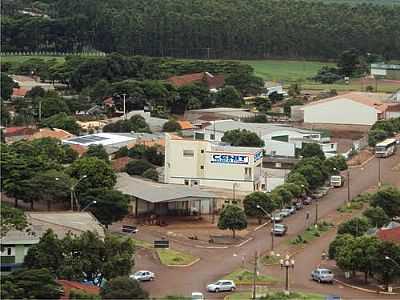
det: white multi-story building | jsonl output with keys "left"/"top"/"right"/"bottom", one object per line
{"left": 193, "top": 120, "right": 336, "bottom": 158}
{"left": 164, "top": 134, "right": 264, "bottom": 192}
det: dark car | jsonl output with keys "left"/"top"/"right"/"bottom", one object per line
{"left": 303, "top": 197, "right": 312, "bottom": 205}
{"left": 294, "top": 201, "right": 304, "bottom": 210}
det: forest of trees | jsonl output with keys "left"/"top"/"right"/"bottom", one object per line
{"left": 2, "top": 0, "right": 400, "bottom": 59}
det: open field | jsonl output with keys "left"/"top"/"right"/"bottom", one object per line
{"left": 1, "top": 55, "right": 66, "bottom": 63}
{"left": 240, "top": 59, "right": 333, "bottom": 82}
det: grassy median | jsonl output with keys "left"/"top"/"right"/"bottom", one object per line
{"left": 225, "top": 290, "right": 324, "bottom": 300}
{"left": 156, "top": 248, "right": 198, "bottom": 266}
{"left": 223, "top": 268, "right": 278, "bottom": 285}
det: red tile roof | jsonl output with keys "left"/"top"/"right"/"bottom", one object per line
{"left": 177, "top": 120, "right": 194, "bottom": 130}
{"left": 4, "top": 127, "right": 36, "bottom": 137}
{"left": 386, "top": 103, "right": 400, "bottom": 112}
{"left": 28, "top": 128, "right": 74, "bottom": 141}
{"left": 377, "top": 227, "right": 400, "bottom": 244}
{"left": 68, "top": 144, "right": 87, "bottom": 157}
{"left": 12, "top": 87, "right": 29, "bottom": 97}
{"left": 112, "top": 156, "right": 131, "bottom": 172}
{"left": 57, "top": 280, "right": 100, "bottom": 300}
{"left": 167, "top": 72, "right": 225, "bottom": 89}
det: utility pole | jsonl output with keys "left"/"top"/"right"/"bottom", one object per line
{"left": 314, "top": 199, "right": 319, "bottom": 226}
{"left": 378, "top": 158, "right": 381, "bottom": 187}
{"left": 122, "top": 93, "right": 127, "bottom": 120}
{"left": 347, "top": 169, "right": 351, "bottom": 204}
{"left": 206, "top": 47, "right": 210, "bottom": 60}
{"left": 252, "top": 251, "right": 258, "bottom": 300}
{"left": 38, "top": 100, "right": 42, "bottom": 121}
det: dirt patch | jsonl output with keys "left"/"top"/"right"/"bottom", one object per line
{"left": 348, "top": 149, "right": 373, "bottom": 166}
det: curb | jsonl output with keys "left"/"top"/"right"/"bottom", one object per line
{"left": 334, "top": 278, "right": 400, "bottom": 295}
{"left": 166, "top": 257, "right": 201, "bottom": 268}
{"left": 254, "top": 220, "right": 271, "bottom": 231}
{"left": 235, "top": 237, "right": 254, "bottom": 248}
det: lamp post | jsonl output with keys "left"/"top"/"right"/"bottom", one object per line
{"left": 378, "top": 158, "right": 382, "bottom": 187}
{"left": 70, "top": 175, "right": 88, "bottom": 211}
{"left": 256, "top": 205, "right": 275, "bottom": 252}
{"left": 81, "top": 200, "right": 97, "bottom": 212}
{"left": 314, "top": 198, "right": 319, "bottom": 226}
{"left": 385, "top": 256, "right": 400, "bottom": 270}
{"left": 347, "top": 168, "right": 351, "bottom": 205}
{"left": 280, "top": 254, "right": 295, "bottom": 295}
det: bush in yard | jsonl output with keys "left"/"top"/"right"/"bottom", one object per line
{"left": 101, "top": 276, "right": 148, "bottom": 299}
{"left": 162, "top": 120, "right": 181, "bottom": 132}
{"left": 125, "top": 159, "right": 153, "bottom": 176}
{"left": 218, "top": 205, "right": 247, "bottom": 239}
{"left": 69, "top": 289, "right": 101, "bottom": 299}
{"left": 142, "top": 168, "right": 159, "bottom": 181}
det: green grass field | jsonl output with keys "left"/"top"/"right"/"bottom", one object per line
{"left": 1, "top": 55, "right": 66, "bottom": 63}
{"left": 240, "top": 59, "right": 334, "bottom": 82}
{"left": 156, "top": 248, "right": 198, "bottom": 266}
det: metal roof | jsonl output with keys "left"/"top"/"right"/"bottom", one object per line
{"left": 202, "top": 120, "right": 315, "bottom": 136}
{"left": 115, "top": 173, "right": 215, "bottom": 203}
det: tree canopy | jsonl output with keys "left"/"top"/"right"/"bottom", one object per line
{"left": 218, "top": 205, "right": 248, "bottom": 239}
{"left": 101, "top": 277, "right": 148, "bottom": 299}
{"left": 0, "top": 204, "right": 28, "bottom": 237}
{"left": 221, "top": 129, "right": 264, "bottom": 147}
{"left": 370, "top": 186, "right": 400, "bottom": 218}
{"left": 243, "top": 192, "right": 276, "bottom": 224}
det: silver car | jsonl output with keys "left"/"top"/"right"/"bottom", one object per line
{"left": 207, "top": 280, "right": 236, "bottom": 292}
{"left": 311, "top": 268, "right": 334, "bottom": 283}
{"left": 130, "top": 270, "right": 155, "bottom": 281}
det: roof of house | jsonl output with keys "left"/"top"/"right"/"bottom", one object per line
{"left": 167, "top": 72, "right": 224, "bottom": 89}
{"left": 58, "top": 280, "right": 100, "bottom": 300}
{"left": 111, "top": 156, "right": 131, "bottom": 172}
{"left": 28, "top": 128, "right": 74, "bottom": 141}
{"left": 115, "top": 173, "right": 215, "bottom": 203}
{"left": 26, "top": 212, "right": 105, "bottom": 239}
{"left": 4, "top": 126, "right": 36, "bottom": 137}
{"left": 377, "top": 227, "right": 400, "bottom": 244}
{"left": 177, "top": 120, "right": 194, "bottom": 130}
{"left": 386, "top": 103, "right": 400, "bottom": 112}
{"left": 301, "top": 92, "right": 390, "bottom": 113}
{"left": 12, "top": 87, "right": 29, "bottom": 97}
{"left": 68, "top": 144, "right": 87, "bottom": 156}
{"left": 0, "top": 228, "right": 43, "bottom": 245}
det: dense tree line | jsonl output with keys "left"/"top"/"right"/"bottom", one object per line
{"left": 2, "top": 0, "right": 400, "bottom": 59}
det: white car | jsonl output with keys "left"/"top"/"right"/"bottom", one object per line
{"left": 207, "top": 280, "right": 236, "bottom": 292}
{"left": 271, "top": 213, "right": 283, "bottom": 222}
{"left": 279, "top": 209, "right": 292, "bottom": 217}
{"left": 130, "top": 270, "right": 155, "bottom": 281}
{"left": 191, "top": 292, "right": 204, "bottom": 300}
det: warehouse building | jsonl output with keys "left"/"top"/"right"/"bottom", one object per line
{"left": 371, "top": 63, "right": 400, "bottom": 80}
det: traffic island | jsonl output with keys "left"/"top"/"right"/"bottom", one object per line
{"left": 289, "top": 221, "right": 333, "bottom": 245}
{"left": 156, "top": 248, "right": 199, "bottom": 267}
{"left": 224, "top": 290, "right": 324, "bottom": 300}
{"left": 223, "top": 268, "right": 279, "bottom": 286}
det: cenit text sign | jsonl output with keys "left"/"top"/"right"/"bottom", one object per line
{"left": 211, "top": 154, "right": 249, "bottom": 164}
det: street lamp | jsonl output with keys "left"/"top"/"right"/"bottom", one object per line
{"left": 280, "top": 254, "right": 295, "bottom": 295}
{"left": 385, "top": 256, "right": 400, "bottom": 270}
{"left": 378, "top": 158, "right": 382, "bottom": 187}
{"left": 114, "top": 93, "right": 128, "bottom": 120}
{"left": 81, "top": 200, "right": 97, "bottom": 212}
{"left": 256, "top": 205, "right": 275, "bottom": 252}
{"left": 70, "top": 175, "right": 88, "bottom": 211}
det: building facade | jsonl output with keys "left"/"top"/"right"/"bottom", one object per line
{"left": 371, "top": 63, "right": 400, "bottom": 80}
{"left": 164, "top": 134, "right": 264, "bottom": 192}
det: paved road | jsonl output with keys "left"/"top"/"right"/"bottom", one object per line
{"left": 135, "top": 153, "right": 400, "bottom": 299}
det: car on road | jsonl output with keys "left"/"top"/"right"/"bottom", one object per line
{"left": 311, "top": 191, "right": 324, "bottom": 199}
{"left": 311, "top": 268, "right": 334, "bottom": 283}
{"left": 302, "top": 197, "right": 312, "bottom": 205}
{"left": 279, "top": 209, "right": 292, "bottom": 217}
{"left": 130, "top": 270, "right": 155, "bottom": 281}
{"left": 271, "top": 213, "right": 283, "bottom": 222}
{"left": 285, "top": 206, "right": 296, "bottom": 214}
{"left": 325, "top": 295, "right": 341, "bottom": 300}
{"left": 207, "top": 280, "right": 236, "bottom": 292}
{"left": 271, "top": 223, "right": 288, "bottom": 236}
{"left": 192, "top": 292, "right": 204, "bottom": 300}
{"left": 294, "top": 201, "right": 304, "bottom": 210}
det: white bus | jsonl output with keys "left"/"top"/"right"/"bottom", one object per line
{"left": 375, "top": 138, "right": 397, "bottom": 158}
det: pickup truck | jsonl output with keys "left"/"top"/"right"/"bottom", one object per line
{"left": 330, "top": 175, "right": 344, "bottom": 187}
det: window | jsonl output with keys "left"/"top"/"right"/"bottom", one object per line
{"left": 183, "top": 150, "right": 194, "bottom": 157}
{"left": 191, "top": 180, "right": 199, "bottom": 186}
{"left": 200, "top": 165, "right": 204, "bottom": 169}
{"left": 184, "top": 180, "right": 189, "bottom": 185}
{"left": 210, "top": 134, "right": 215, "bottom": 140}
{"left": 7, "top": 248, "right": 11, "bottom": 255}
{"left": 245, "top": 167, "right": 252, "bottom": 177}
{"left": 331, "top": 144, "right": 334, "bottom": 149}
{"left": 201, "top": 149, "right": 204, "bottom": 153}
{"left": 195, "top": 132, "right": 205, "bottom": 140}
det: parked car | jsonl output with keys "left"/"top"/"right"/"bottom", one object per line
{"left": 294, "top": 201, "right": 304, "bottom": 210}
{"left": 311, "top": 192, "right": 324, "bottom": 199}
{"left": 130, "top": 270, "right": 155, "bottom": 281}
{"left": 271, "top": 224, "right": 288, "bottom": 236}
{"left": 311, "top": 268, "right": 334, "bottom": 283}
{"left": 207, "top": 280, "right": 236, "bottom": 292}
{"left": 192, "top": 292, "right": 204, "bottom": 300}
{"left": 271, "top": 213, "right": 283, "bottom": 222}
{"left": 285, "top": 206, "right": 296, "bottom": 214}
{"left": 279, "top": 209, "right": 292, "bottom": 217}
{"left": 303, "top": 197, "right": 312, "bottom": 205}
{"left": 318, "top": 186, "right": 331, "bottom": 195}
{"left": 325, "top": 295, "right": 341, "bottom": 300}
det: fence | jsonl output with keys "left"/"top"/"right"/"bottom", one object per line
{"left": 1, "top": 51, "right": 106, "bottom": 57}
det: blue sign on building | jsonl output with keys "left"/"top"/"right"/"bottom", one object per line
{"left": 211, "top": 154, "right": 249, "bottom": 165}
{"left": 254, "top": 151, "right": 263, "bottom": 162}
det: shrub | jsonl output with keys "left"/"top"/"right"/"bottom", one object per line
{"left": 125, "top": 159, "right": 153, "bottom": 176}
{"left": 142, "top": 168, "right": 159, "bottom": 181}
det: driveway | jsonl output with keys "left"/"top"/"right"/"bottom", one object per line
{"left": 135, "top": 153, "right": 400, "bottom": 299}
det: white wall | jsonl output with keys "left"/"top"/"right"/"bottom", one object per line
{"left": 303, "top": 99, "right": 378, "bottom": 125}
{"left": 264, "top": 140, "right": 295, "bottom": 157}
